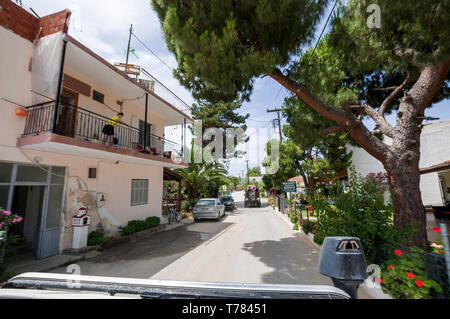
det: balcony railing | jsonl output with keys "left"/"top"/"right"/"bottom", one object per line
{"left": 23, "top": 102, "right": 184, "bottom": 162}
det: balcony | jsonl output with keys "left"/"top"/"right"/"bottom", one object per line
{"left": 19, "top": 102, "right": 188, "bottom": 168}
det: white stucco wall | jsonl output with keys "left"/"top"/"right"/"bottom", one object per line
{"left": 0, "top": 27, "right": 166, "bottom": 252}
{"left": 347, "top": 120, "right": 450, "bottom": 206}
{"left": 0, "top": 27, "right": 33, "bottom": 147}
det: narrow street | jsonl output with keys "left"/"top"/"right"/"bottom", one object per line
{"left": 50, "top": 191, "right": 331, "bottom": 286}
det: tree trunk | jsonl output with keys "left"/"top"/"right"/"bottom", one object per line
{"left": 306, "top": 176, "right": 316, "bottom": 200}
{"left": 385, "top": 156, "right": 427, "bottom": 250}
{"left": 382, "top": 92, "right": 428, "bottom": 249}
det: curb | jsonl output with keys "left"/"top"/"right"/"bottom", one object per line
{"left": 273, "top": 208, "right": 322, "bottom": 250}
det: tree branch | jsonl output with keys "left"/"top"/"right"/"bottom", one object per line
{"left": 361, "top": 103, "right": 395, "bottom": 138}
{"left": 321, "top": 126, "right": 346, "bottom": 135}
{"left": 269, "top": 68, "right": 391, "bottom": 163}
{"left": 379, "top": 76, "right": 410, "bottom": 115}
{"left": 407, "top": 59, "right": 450, "bottom": 114}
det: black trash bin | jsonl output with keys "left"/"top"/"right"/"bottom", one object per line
{"left": 318, "top": 237, "right": 368, "bottom": 298}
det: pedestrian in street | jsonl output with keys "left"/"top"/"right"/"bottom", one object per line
{"left": 102, "top": 112, "right": 124, "bottom": 146}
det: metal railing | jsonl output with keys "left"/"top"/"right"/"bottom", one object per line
{"left": 23, "top": 102, "right": 184, "bottom": 161}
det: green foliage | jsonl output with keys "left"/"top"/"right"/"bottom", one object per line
{"left": 152, "top": 0, "right": 329, "bottom": 101}
{"left": 293, "top": 223, "right": 299, "bottom": 231}
{"left": 301, "top": 219, "right": 317, "bottom": 235}
{"left": 429, "top": 238, "right": 445, "bottom": 255}
{"left": 182, "top": 197, "right": 200, "bottom": 214}
{"left": 248, "top": 166, "right": 262, "bottom": 177}
{"left": 87, "top": 231, "right": 110, "bottom": 246}
{"left": 310, "top": 169, "right": 414, "bottom": 264}
{"left": 262, "top": 139, "right": 302, "bottom": 192}
{"left": 163, "top": 181, "right": 179, "bottom": 200}
{"left": 175, "top": 144, "right": 230, "bottom": 199}
{"left": 119, "top": 216, "right": 161, "bottom": 236}
{"left": 380, "top": 247, "right": 443, "bottom": 299}
{"left": 191, "top": 100, "right": 249, "bottom": 159}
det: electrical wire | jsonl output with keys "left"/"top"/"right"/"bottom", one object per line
{"left": 309, "top": 0, "right": 338, "bottom": 59}
{"left": 131, "top": 31, "right": 175, "bottom": 72}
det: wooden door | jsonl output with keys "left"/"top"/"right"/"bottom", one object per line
{"left": 56, "top": 88, "right": 78, "bottom": 137}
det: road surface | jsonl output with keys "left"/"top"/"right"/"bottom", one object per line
{"left": 51, "top": 191, "right": 330, "bottom": 287}
{"left": 150, "top": 191, "right": 330, "bottom": 285}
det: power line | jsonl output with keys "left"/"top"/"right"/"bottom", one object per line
{"left": 131, "top": 31, "right": 175, "bottom": 72}
{"left": 310, "top": 0, "right": 338, "bottom": 58}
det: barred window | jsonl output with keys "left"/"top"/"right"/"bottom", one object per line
{"left": 131, "top": 179, "right": 148, "bottom": 206}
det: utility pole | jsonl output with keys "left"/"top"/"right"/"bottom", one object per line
{"left": 267, "top": 108, "right": 283, "bottom": 142}
{"left": 246, "top": 160, "right": 250, "bottom": 185}
{"left": 125, "top": 24, "right": 133, "bottom": 74}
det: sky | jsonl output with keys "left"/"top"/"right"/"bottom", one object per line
{"left": 24, "top": 0, "right": 449, "bottom": 177}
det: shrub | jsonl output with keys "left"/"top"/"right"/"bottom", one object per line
{"left": 380, "top": 247, "right": 442, "bottom": 299}
{"left": 87, "top": 231, "right": 109, "bottom": 246}
{"left": 293, "top": 223, "right": 299, "bottom": 231}
{"left": 310, "top": 169, "right": 413, "bottom": 264}
{"left": 301, "top": 220, "right": 317, "bottom": 235}
{"left": 145, "top": 216, "right": 160, "bottom": 229}
{"left": 182, "top": 198, "right": 199, "bottom": 214}
{"left": 120, "top": 216, "right": 161, "bottom": 236}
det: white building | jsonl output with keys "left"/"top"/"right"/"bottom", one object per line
{"left": 346, "top": 120, "right": 450, "bottom": 207}
{"left": 0, "top": 1, "right": 192, "bottom": 259}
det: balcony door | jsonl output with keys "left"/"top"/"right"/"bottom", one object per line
{"left": 55, "top": 88, "right": 78, "bottom": 137}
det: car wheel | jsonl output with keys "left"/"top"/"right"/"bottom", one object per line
{"left": 194, "top": 218, "right": 199, "bottom": 222}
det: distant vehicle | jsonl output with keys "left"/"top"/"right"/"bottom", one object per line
{"left": 193, "top": 198, "right": 225, "bottom": 221}
{"left": 244, "top": 185, "right": 261, "bottom": 208}
{"left": 219, "top": 195, "right": 235, "bottom": 211}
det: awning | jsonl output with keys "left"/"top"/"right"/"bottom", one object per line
{"left": 163, "top": 167, "right": 184, "bottom": 181}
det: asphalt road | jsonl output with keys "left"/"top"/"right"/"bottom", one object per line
{"left": 150, "top": 191, "right": 331, "bottom": 285}
{"left": 51, "top": 191, "right": 331, "bottom": 287}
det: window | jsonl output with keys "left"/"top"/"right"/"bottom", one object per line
{"left": 88, "top": 168, "right": 97, "bottom": 179}
{"left": 93, "top": 90, "right": 105, "bottom": 104}
{"left": 131, "top": 179, "right": 148, "bottom": 206}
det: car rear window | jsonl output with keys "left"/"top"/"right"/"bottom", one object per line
{"left": 197, "top": 200, "right": 216, "bottom": 206}
{"left": 219, "top": 196, "right": 232, "bottom": 201}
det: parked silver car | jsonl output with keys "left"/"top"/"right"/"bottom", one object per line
{"left": 193, "top": 198, "right": 225, "bottom": 221}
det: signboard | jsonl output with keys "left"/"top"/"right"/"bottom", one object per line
{"left": 114, "top": 62, "right": 141, "bottom": 76}
{"left": 282, "top": 181, "right": 297, "bottom": 193}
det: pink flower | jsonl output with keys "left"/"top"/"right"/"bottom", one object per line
{"left": 3, "top": 211, "right": 11, "bottom": 216}
{"left": 0, "top": 222, "right": 4, "bottom": 228}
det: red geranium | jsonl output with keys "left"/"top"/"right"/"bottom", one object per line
{"left": 415, "top": 280, "right": 424, "bottom": 287}
{"left": 432, "top": 227, "right": 441, "bottom": 233}
{"left": 406, "top": 272, "right": 414, "bottom": 279}
{"left": 389, "top": 265, "right": 394, "bottom": 269}
{"left": 394, "top": 249, "right": 402, "bottom": 256}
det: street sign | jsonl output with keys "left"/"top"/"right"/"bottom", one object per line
{"left": 282, "top": 181, "right": 297, "bottom": 192}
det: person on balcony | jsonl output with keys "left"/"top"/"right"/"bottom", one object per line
{"left": 102, "top": 112, "right": 124, "bottom": 146}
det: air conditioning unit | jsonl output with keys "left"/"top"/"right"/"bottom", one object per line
{"left": 137, "top": 79, "right": 155, "bottom": 92}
